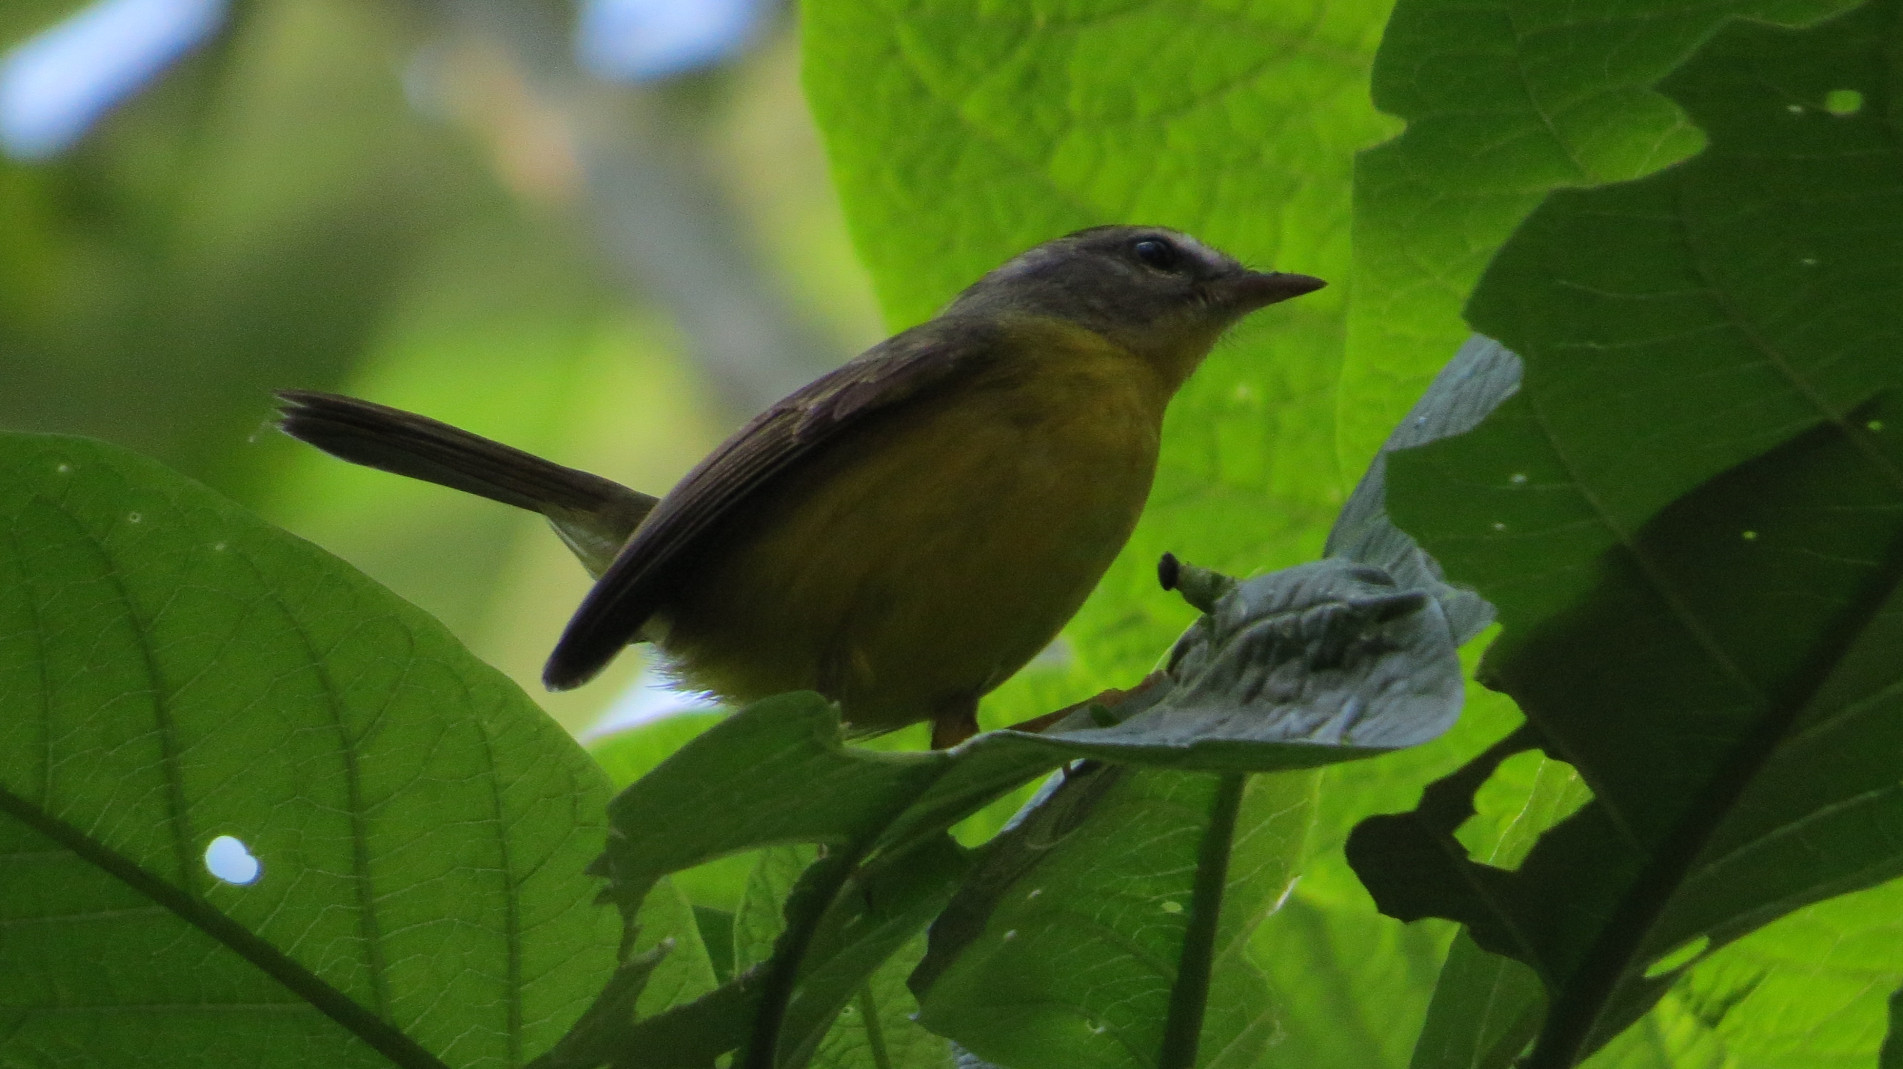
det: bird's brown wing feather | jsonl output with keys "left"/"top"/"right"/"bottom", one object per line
{"left": 542, "top": 315, "right": 1006, "bottom": 689}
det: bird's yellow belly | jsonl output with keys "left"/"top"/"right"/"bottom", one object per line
{"left": 659, "top": 361, "right": 1165, "bottom": 731}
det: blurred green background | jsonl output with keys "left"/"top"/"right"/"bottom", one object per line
{"left": 0, "top": 0, "right": 890, "bottom": 737}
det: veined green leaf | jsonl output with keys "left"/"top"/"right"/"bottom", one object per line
{"left": 0, "top": 432, "right": 626, "bottom": 1068}
{"left": 1339, "top": 0, "right": 1858, "bottom": 468}
{"left": 1353, "top": 5, "right": 1903, "bottom": 1061}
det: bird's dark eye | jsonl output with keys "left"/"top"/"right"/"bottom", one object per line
{"left": 1132, "top": 238, "right": 1182, "bottom": 272}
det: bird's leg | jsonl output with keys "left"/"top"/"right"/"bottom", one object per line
{"left": 929, "top": 695, "right": 981, "bottom": 749}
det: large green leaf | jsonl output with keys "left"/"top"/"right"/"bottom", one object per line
{"left": 1651, "top": 877, "right": 1903, "bottom": 1068}
{"left": 1886, "top": 982, "right": 1903, "bottom": 1068}
{"left": 1359, "top": 400, "right": 1903, "bottom": 1063}
{"left": 1351, "top": 4, "right": 1903, "bottom": 1061}
{"left": 0, "top": 433, "right": 625, "bottom": 1067}
{"left": 1338, "top": 0, "right": 1858, "bottom": 468}
{"left": 1394, "top": 0, "right": 1903, "bottom": 629}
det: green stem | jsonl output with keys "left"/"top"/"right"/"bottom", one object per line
{"left": 741, "top": 841, "right": 872, "bottom": 1069}
{"left": 857, "top": 983, "right": 894, "bottom": 1069}
{"left": 1158, "top": 772, "right": 1248, "bottom": 1069}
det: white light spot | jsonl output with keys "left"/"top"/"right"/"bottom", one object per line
{"left": 211, "top": 541, "right": 225, "bottom": 551}
{"left": 1786, "top": 104, "right": 1804, "bottom": 114}
{"left": 125, "top": 511, "right": 141, "bottom": 524}
{"left": 0, "top": 0, "right": 228, "bottom": 159}
{"left": 1160, "top": 900, "right": 1184, "bottom": 914}
{"left": 1027, "top": 887, "right": 1042, "bottom": 899}
{"left": 1088, "top": 1020, "right": 1107, "bottom": 1034}
{"left": 1800, "top": 257, "right": 1819, "bottom": 266}
{"left": 1002, "top": 929, "right": 1018, "bottom": 941}
{"left": 1508, "top": 472, "right": 1528, "bottom": 485}
{"left": 1491, "top": 522, "right": 1507, "bottom": 532}
{"left": 55, "top": 462, "right": 71, "bottom": 474}
{"left": 204, "top": 834, "right": 261, "bottom": 885}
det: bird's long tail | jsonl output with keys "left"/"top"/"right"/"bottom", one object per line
{"left": 275, "top": 390, "right": 656, "bottom": 578}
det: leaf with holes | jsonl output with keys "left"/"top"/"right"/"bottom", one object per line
{"left": 0, "top": 432, "right": 635, "bottom": 1068}
{"left": 1351, "top": 3, "right": 1903, "bottom": 1065}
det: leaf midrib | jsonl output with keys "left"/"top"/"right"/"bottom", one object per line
{"left": 1523, "top": 474, "right": 1903, "bottom": 1068}
{"left": 0, "top": 782, "right": 448, "bottom": 1069}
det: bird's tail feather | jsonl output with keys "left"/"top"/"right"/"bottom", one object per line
{"left": 275, "top": 390, "right": 657, "bottom": 577}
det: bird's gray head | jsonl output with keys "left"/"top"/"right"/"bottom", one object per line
{"left": 944, "top": 225, "right": 1325, "bottom": 371}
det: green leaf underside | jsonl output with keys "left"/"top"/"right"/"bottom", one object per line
{"left": 1360, "top": 2, "right": 1903, "bottom": 1064}
{"left": 1651, "top": 877, "right": 1903, "bottom": 1069}
{"left": 1400, "top": 0, "right": 1903, "bottom": 631}
{"left": 811, "top": 934, "right": 954, "bottom": 1069}
{"left": 1339, "top": 0, "right": 1858, "bottom": 472}
{"left": 802, "top": 0, "right": 1400, "bottom": 724}
{"left": 1364, "top": 398, "right": 1903, "bottom": 1064}
{"left": 0, "top": 433, "right": 621, "bottom": 1068}
{"left": 912, "top": 767, "right": 1306, "bottom": 1069}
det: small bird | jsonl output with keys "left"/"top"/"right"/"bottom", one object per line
{"left": 279, "top": 225, "right": 1322, "bottom": 747}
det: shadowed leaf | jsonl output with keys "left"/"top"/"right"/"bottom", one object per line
{"left": 1354, "top": 4, "right": 1903, "bottom": 1064}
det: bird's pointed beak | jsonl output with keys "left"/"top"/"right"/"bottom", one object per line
{"left": 1221, "top": 270, "right": 1327, "bottom": 311}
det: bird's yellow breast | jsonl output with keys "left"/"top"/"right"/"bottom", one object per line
{"left": 658, "top": 322, "right": 1173, "bottom": 730}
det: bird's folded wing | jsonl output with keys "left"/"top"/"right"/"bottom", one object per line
{"left": 542, "top": 315, "right": 1006, "bottom": 689}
